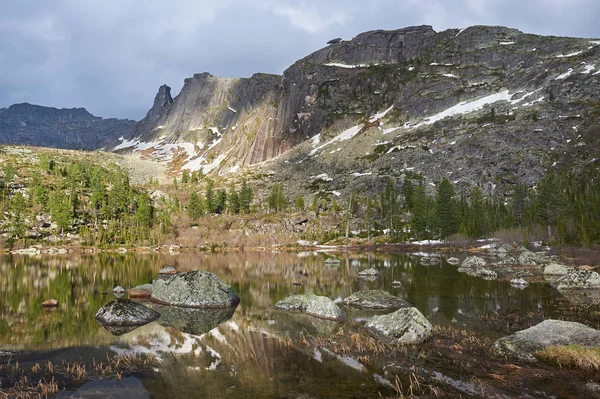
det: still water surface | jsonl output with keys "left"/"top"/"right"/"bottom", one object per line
{"left": 0, "top": 251, "right": 582, "bottom": 397}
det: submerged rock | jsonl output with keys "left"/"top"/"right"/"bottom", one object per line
{"left": 391, "top": 280, "right": 403, "bottom": 287}
{"left": 344, "top": 290, "right": 411, "bottom": 310}
{"left": 556, "top": 269, "right": 600, "bottom": 290}
{"left": 153, "top": 303, "right": 236, "bottom": 336}
{"left": 130, "top": 283, "right": 153, "bottom": 299}
{"left": 152, "top": 270, "right": 240, "bottom": 308}
{"left": 95, "top": 298, "right": 160, "bottom": 327}
{"left": 275, "top": 294, "right": 343, "bottom": 321}
{"left": 446, "top": 257, "right": 460, "bottom": 265}
{"left": 365, "top": 307, "right": 432, "bottom": 344}
{"left": 492, "top": 319, "right": 600, "bottom": 362}
{"left": 460, "top": 256, "right": 487, "bottom": 269}
{"left": 358, "top": 268, "right": 379, "bottom": 276}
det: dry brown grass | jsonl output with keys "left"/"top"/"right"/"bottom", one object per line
{"left": 535, "top": 345, "right": 600, "bottom": 370}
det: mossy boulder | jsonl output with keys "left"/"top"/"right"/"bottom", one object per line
{"left": 151, "top": 270, "right": 240, "bottom": 308}
{"left": 344, "top": 290, "right": 411, "bottom": 310}
{"left": 365, "top": 307, "right": 432, "bottom": 344}
{"left": 274, "top": 294, "right": 343, "bottom": 321}
{"left": 492, "top": 319, "right": 600, "bottom": 362}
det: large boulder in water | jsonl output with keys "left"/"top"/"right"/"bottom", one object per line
{"left": 152, "top": 270, "right": 240, "bottom": 308}
{"left": 95, "top": 298, "right": 160, "bottom": 327}
{"left": 492, "top": 319, "right": 600, "bottom": 362}
{"left": 556, "top": 269, "right": 600, "bottom": 290}
{"left": 130, "top": 283, "right": 153, "bottom": 298}
{"left": 344, "top": 290, "right": 411, "bottom": 310}
{"left": 274, "top": 294, "right": 343, "bottom": 321}
{"left": 153, "top": 303, "right": 236, "bottom": 335}
{"left": 365, "top": 307, "right": 432, "bottom": 344}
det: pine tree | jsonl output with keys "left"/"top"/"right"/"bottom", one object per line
{"left": 411, "top": 185, "right": 428, "bottom": 239}
{"left": 467, "top": 186, "right": 487, "bottom": 238}
{"left": 215, "top": 189, "right": 227, "bottom": 214}
{"left": 187, "top": 192, "right": 204, "bottom": 220}
{"left": 228, "top": 186, "right": 240, "bottom": 214}
{"left": 239, "top": 180, "right": 253, "bottom": 212}
{"left": 205, "top": 179, "right": 216, "bottom": 213}
{"left": 435, "top": 179, "right": 458, "bottom": 239}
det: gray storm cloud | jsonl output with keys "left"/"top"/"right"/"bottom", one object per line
{"left": 0, "top": 0, "right": 598, "bottom": 120}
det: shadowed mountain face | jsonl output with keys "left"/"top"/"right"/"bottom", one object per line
{"left": 0, "top": 103, "right": 135, "bottom": 150}
{"left": 114, "top": 24, "right": 600, "bottom": 198}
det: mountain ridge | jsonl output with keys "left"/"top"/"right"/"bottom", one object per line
{"left": 0, "top": 102, "right": 135, "bottom": 150}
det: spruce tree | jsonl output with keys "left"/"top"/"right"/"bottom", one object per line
{"left": 435, "top": 178, "right": 458, "bottom": 239}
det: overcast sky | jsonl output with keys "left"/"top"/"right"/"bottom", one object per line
{"left": 1, "top": 0, "right": 598, "bottom": 120}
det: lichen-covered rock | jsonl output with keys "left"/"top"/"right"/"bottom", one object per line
{"left": 518, "top": 250, "right": 538, "bottom": 265}
{"left": 153, "top": 304, "right": 236, "bottom": 336}
{"left": 460, "top": 256, "right": 487, "bottom": 269}
{"left": 275, "top": 294, "right": 343, "bottom": 321}
{"left": 95, "top": 298, "right": 160, "bottom": 326}
{"left": 130, "top": 283, "right": 153, "bottom": 299}
{"left": 365, "top": 307, "right": 432, "bottom": 344}
{"left": 446, "top": 257, "right": 460, "bottom": 265}
{"left": 556, "top": 269, "right": 600, "bottom": 290}
{"left": 358, "top": 268, "right": 379, "bottom": 276}
{"left": 113, "top": 286, "right": 126, "bottom": 294}
{"left": 544, "top": 263, "right": 573, "bottom": 276}
{"left": 344, "top": 290, "right": 411, "bottom": 310}
{"left": 151, "top": 270, "right": 240, "bottom": 308}
{"left": 492, "top": 319, "right": 600, "bottom": 361}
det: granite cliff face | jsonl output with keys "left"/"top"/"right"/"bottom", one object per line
{"left": 118, "top": 25, "right": 600, "bottom": 198}
{"left": 0, "top": 103, "right": 135, "bottom": 150}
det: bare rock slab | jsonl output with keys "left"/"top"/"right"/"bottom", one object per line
{"left": 275, "top": 294, "right": 343, "bottom": 321}
{"left": 492, "top": 319, "right": 600, "bottom": 362}
{"left": 152, "top": 270, "right": 240, "bottom": 308}
{"left": 365, "top": 307, "right": 432, "bottom": 344}
{"left": 344, "top": 290, "right": 411, "bottom": 310}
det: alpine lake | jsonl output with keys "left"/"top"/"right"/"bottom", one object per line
{"left": 1, "top": 250, "right": 598, "bottom": 398}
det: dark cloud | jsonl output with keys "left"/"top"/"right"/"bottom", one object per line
{"left": 0, "top": 0, "right": 598, "bottom": 120}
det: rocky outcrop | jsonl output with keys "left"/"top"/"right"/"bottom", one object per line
{"left": 365, "top": 307, "right": 432, "bottom": 344}
{"left": 492, "top": 319, "right": 600, "bottom": 362}
{"left": 95, "top": 298, "right": 160, "bottom": 326}
{"left": 344, "top": 290, "right": 411, "bottom": 310}
{"left": 274, "top": 294, "right": 343, "bottom": 321}
{"left": 0, "top": 103, "right": 134, "bottom": 150}
{"left": 556, "top": 269, "right": 600, "bottom": 290}
{"left": 151, "top": 270, "right": 240, "bottom": 308}
{"left": 518, "top": 250, "right": 538, "bottom": 265}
